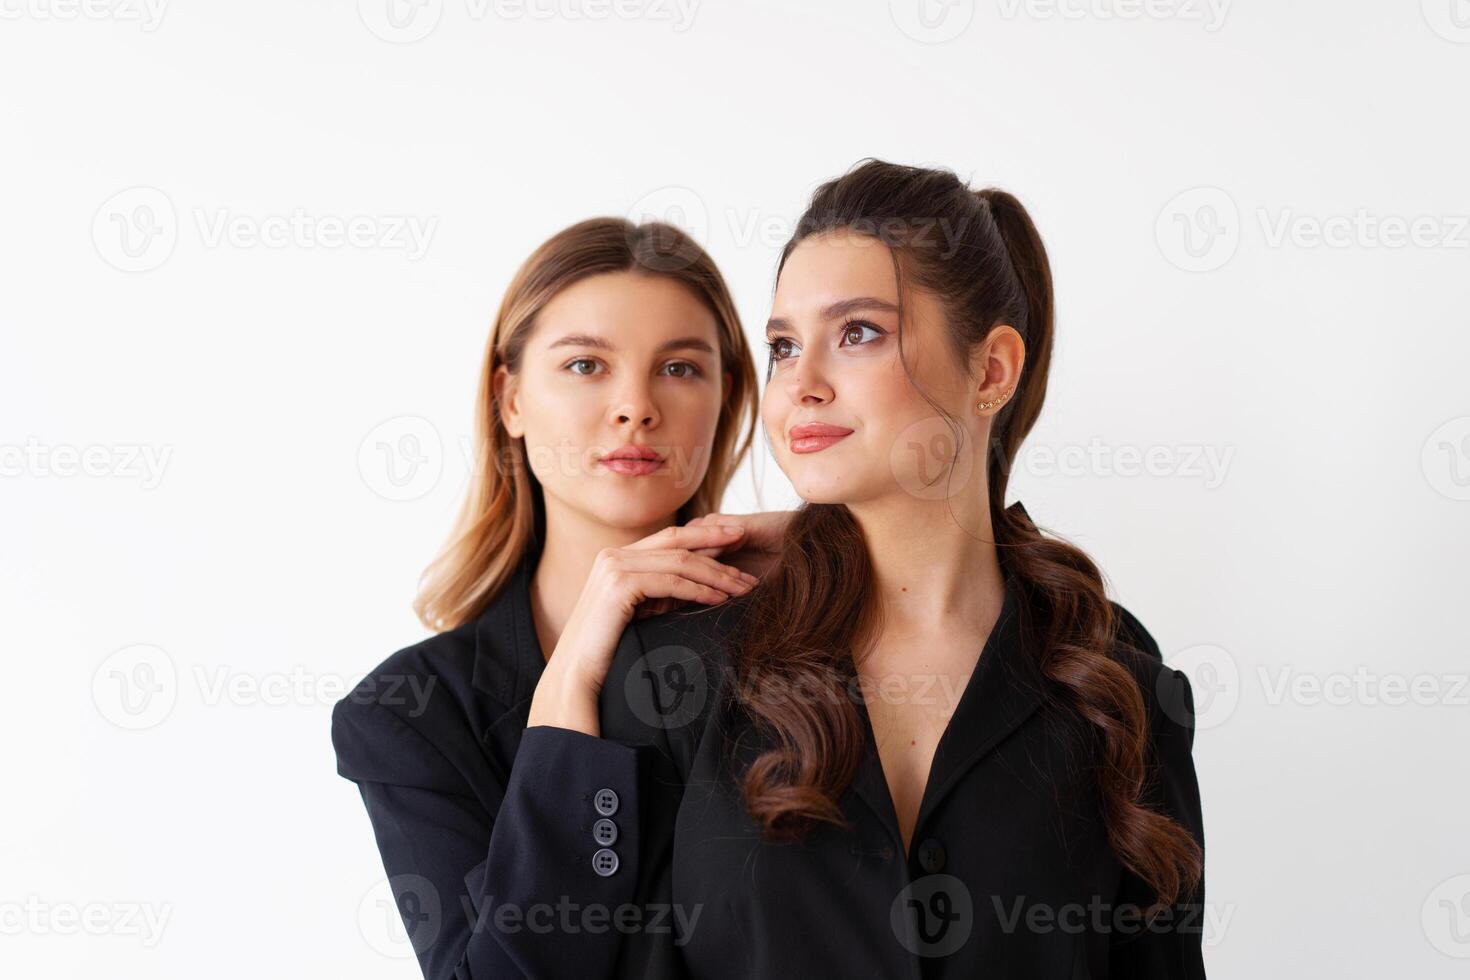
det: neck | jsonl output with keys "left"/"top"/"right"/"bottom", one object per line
{"left": 846, "top": 488, "right": 1007, "bottom": 644}
{"left": 529, "top": 494, "right": 676, "bottom": 657}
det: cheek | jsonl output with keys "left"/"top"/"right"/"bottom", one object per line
{"left": 677, "top": 376, "right": 724, "bottom": 422}
{"left": 518, "top": 389, "right": 597, "bottom": 481}
{"left": 760, "top": 386, "right": 786, "bottom": 450}
{"left": 853, "top": 356, "right": 921, "bottom": 429}
{"left": 656, "top": 379, "right": 721, "bottom": 445}
{"left": 764, "top": 384, "right": 799, "bottom": 458}
{"left": 522, "top": 405, "right": 579, "bottom": 452}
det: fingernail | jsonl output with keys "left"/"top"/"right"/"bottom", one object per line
{"left": 720, "top": 525, "right": 744, "bottom": 534}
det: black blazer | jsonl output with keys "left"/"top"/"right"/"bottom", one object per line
{"left": 334, "top": 545, "right": 710, "bottom": 979}
{"left": 594, "top": 567, "right": 1207, "bottom": 980}
{"left": 333, "top": 512, "right": 1206, "bottom": 979}
{"left": 332, "top": 546, "right": 652, "bottom": 979}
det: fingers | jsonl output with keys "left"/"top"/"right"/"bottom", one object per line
{"left": 628, "top": 522, "right": 747, "bottom": 553}
{"left": 638, "top": 549, "right": 758, "bottom": 599}
{"left": 689, "top": 512, "right": 789, "bottom": 554}
{"left": 603, "top": 549, "right": 757, "bottom": 607}
{"left": 597, "top": 523, "right": 762, "bottom": 612}
{"left": 740, "top": 511, "right": 791, "bottom": 552}
{"left": 686, "top": 515, "right": 739, "bottom": 558}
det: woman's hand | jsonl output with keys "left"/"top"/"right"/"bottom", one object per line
{"left": 634, "top": 511, "right": 792, "bottom": 619}
{"left": 684, "top": 511, "right": 792, "bottom": 580}
{"left": 526, "top": 524, "right": 758, "bottom": 737}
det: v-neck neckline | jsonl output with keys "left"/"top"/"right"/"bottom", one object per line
{"left": 848, "top": 571, "right": 1031, "bottom": 857}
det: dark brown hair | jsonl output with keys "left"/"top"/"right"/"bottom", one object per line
{"left": 732, "top": 159, "right": 1202, "bottom": 910}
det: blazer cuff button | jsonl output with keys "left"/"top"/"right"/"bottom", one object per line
{"left": 592, "top": 847, "right": 620, "bottom": 877}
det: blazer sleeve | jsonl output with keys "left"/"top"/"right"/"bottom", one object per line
{"left": 1107, "top": 657, "right": 1208, "bottom": 979}
{"left": 475, "top": 621, "right": 713, "bottom": 978}
{"left": 332, "top": 696, "right": 653, "bottom": 980}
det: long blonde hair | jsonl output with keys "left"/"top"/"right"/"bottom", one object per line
{"left": 414, "top": 218, "right": 758, "bottom": 632}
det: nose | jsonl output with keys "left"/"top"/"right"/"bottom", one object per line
{"left": 788, "top": 358, "right": 834, "bottom": 407}
{"left": 610, "top": 380, "right": 660, "bottom": 428}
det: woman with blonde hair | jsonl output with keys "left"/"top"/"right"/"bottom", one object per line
{"left": 332, "top": 216, "right": 783, "bottom": 979}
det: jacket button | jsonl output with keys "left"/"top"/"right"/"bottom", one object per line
{"left": 592, "top": 848, "right": 620, "bottom": 877}
{"left": 917, "top": 838, "right": 947, "bottom": 873}
{"left": 593, "top": 817, "right": 619, "bottom": 846}
{"left": 593, "top": 788, "right": 619, "bottom": 816}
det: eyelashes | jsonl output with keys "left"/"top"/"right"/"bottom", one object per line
{"left": 566, "top": 358, "right": 600, "bottom": 376}
{"left": 764, "top": 338, "right": 796, "bottom": 362}
{"left": 662, "top": 361, "right": 703, "bottom": 379}
{"left": 766, "top": 319, "right": 888, "bottom": 364}
{"left": 562, "top": 358, "right": 704, "bottom": 378}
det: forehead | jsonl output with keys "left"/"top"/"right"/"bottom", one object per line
{"left": 538, "top": 270, "right": 713, "bottom": 333}
{"left": 774, "top": 232, "right": 900, "bottom": 312}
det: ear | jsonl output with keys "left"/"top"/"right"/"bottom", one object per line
{"left": 493, "top": 365, "right": 524, "bottom": 438}
{"left": 971, "top": 325, "right": 1026, "bottom": 413}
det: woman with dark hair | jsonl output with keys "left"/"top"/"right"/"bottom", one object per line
{"left": 468, "top": 160, "right": 1207, "bottom": 978}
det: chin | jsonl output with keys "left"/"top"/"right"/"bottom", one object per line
{"left": 586, "top": 493, "right": 685, "bottom": 531}
{"left": 788, "top": 472, "right": 867, "bottom": 506}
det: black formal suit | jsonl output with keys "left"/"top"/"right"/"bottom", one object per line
{"left": 333, "top": 503, "right": 1206, "bottom": 979}
{"left": 332, "top": 545, "right": 657, "bottom": 979}
{"left": 596, "top": 566, "right": 1207, "bottom": 980}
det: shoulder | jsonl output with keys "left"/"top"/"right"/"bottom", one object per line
{"left": 599, "top": 595, "right": 754, "bottom": 762}
{"left": 330, "top": 621, "right": 484, "bottom": 785}
{"left": 335, "top": 619, "right": 481, "bottom": 725}
{"left": 1106, "top": 601, "right": 1205, "bottom": 854}
{"left": 633, "top": 593, "right": 752, "bottom": 668}
{"left": 626, "top": 592, "right": 754, "bottom": 702}
{"left": 1108, "top": 600, "right": 1196, "bottom": 741}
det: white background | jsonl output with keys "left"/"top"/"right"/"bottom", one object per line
{"left": 3, "top": 1, "right": 1469, "bottom": 976}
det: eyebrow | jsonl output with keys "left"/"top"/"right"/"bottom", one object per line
{"left": 765, "top": 296, "right": 900, "bottom": 336}
{"left": 545, "top": 333, "right": 716, "bottom": 355}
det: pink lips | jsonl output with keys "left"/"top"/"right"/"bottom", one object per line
{"left": 599, "top": 445, "right": 664, "bottom": 476}
{"left": 788, "top": 422, "right": 854, "bottom": 455}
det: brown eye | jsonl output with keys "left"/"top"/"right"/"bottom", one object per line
{"left": 567, "top": 358, "right": 601, "bottom": 375}
{"left": 839, "top": 321, "right": 883, "bottom": 347}
{"left": 662, "top": 361, "right": 702, "bottom": 379}
{"left": 766, "top": 338, "right": 798, "bottom": 361}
